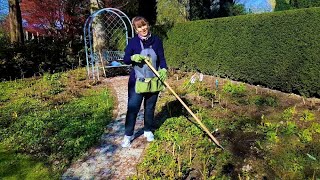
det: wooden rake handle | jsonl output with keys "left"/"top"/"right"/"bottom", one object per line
{"left": 144, "top": 60, "right": 224, "bottom": 149}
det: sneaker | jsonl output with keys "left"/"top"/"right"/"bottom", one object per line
{"left": 143, "top": 131, "right": 154, "bottom": 142}
{"left": 121, "top": 135, "right": 133, "bottom": 148}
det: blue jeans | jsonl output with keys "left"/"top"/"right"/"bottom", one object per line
{"left": 125, "top": 84, "right": 159, "bottom": 136}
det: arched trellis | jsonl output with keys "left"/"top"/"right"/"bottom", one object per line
{"left": 84, "top": 8, "right": 134, "bottom": 79}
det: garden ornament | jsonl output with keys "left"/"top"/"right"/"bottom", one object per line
{"left": 190, "top": 74, "right": 197, "bottom": 84}
{"left": 190, "top": 73, "right": 204, "bottom": 84}
{"left": 184, "top": 73, "right": 204, "bottom": 89}
{"left": 143, "top": 59, "right": 224, "bottom": 149}
{"left": 199, "top": 73, "right": 203, "bottom": 81}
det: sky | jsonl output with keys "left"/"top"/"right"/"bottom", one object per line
{"left": 0, "top": 0, "right": 9, "bottom": 17}
{"left": 237, "top": 0, "right": 275, "bottom": 13}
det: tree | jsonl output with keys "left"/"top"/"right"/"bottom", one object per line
{"left": 20, "top": 0, "right": 90, "bottom": 38}
{"left": 189, "top": 0, "right": 245, "bottom": 20}
{"left": 156, "top": 0, "right": 189, "bottom": 25}
{"left": 138, "top": 0, "right": 157, "bottom": 25}
{"left": 100, "top": 0, "right": 132, "bottom": 9}
{"left": 20, "top": 0, "right": 134, "bottom": 39}
{"left": 63, "top": 0, "right": 90, "bottom": 38}
{"left": 8, "top": 0, "right": 23, "bottom": 44}
{"left": 92, "top": 0, "right": 138, "bottom": 17}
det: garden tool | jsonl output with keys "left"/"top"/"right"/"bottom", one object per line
{"left": 143, "top": 58, "right": 224, "bottom": 149}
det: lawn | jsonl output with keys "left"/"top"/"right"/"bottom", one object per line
{"left": 0, "top": 144, "right": 52, "bottom": 180}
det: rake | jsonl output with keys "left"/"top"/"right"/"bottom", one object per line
{"left": 144, "top": 59, "right": 224, "bottom": 149}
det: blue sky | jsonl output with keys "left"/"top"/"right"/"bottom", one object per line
{"left": 237, "top": 0, "right": 273, "bottom": 13}
{"left": 0, "top": 0, "right": 9, "bottom": 16}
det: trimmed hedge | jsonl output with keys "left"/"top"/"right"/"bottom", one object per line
{"left": 164, "top": 7, "right": 320, "bottom": 97}
{"left": 0, "top": 39, "right": 84, "bottom": 80}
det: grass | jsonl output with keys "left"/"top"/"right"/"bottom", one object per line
{"left": 0, "top": 144, "right": 52, "bottom": 180}
{"left": 0, "top": 68, "right": 115, "bottom": 178}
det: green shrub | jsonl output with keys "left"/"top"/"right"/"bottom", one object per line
{"left": 164, "top": 7, "right": 320, "bottom": 97}
{"left": 0, "top": 38, "right": 85, "bottom": 80}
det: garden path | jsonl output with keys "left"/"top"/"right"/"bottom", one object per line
{"left": 62, "top": 75, "right": 148, "bottom": 180}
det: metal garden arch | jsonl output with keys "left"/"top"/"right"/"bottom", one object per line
{"left": 84, "top": 8, "right": 134, "bottom": 79}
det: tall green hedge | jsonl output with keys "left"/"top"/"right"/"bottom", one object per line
{"left": 164, "top": 7, "right": 320, "bottom": 97}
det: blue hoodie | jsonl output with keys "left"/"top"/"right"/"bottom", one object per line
{"left": 123, "top": 34, "right": 168, "bottom": 87}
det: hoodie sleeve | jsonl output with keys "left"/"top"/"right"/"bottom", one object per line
{"left": 123, "top": 39, "right": 134, "bottom": 65}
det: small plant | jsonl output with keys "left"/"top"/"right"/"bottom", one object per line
{"left": 43, "top": 73, "right": 65, "bottom": 95}
{"left": 260, "top": 121, "right": 279, "bottom": 132}
{"left": 266, "top": 131, "right": 280, "bottom": 143}
{"left": 310, "top": 123, "right": 320, "bottom": 133}
{"left": 282, "top": 106, "right": 297, "bottom": 121}
{"left": 259, "top": 121, "right": 280, "bottom": 143}
{"left": 252, "top": 95, "right": 278, "bottom": 107}
{"left": 299, "top": 110, "right": 315, "bottom": 122}
{"left": 298, "top": 129, "right": 313, "bottom": 143}
{"left": 282, "top": 121, "right": 297, "bottom": 135}
{"left": 199, "top": 87, "right": 216, "bottom": 100}
{"left": 222, "top": 81, "right": 246, "bottom": 97}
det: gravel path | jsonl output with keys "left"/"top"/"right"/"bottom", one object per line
{"left": 62, "top": 75, "right": 149, "bottom": 180}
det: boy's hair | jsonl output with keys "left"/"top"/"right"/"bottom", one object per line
{"left": 131, "top": 16, "right": 149, "bottom": 30}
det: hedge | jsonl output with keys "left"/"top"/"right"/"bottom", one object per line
{"left": 163, "top": 7, "right": 320, "bottom": 97}
{"left": 0, "top": 39, "right": 84, "bottom": 80}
